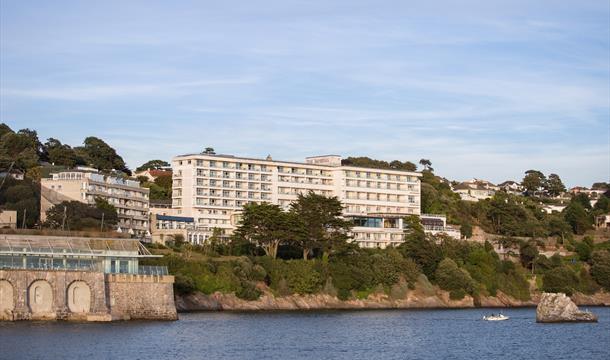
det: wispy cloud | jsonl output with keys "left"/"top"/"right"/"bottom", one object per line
{"left": 1, "top": 77, "right": 260, "bottom": 101}
{"left": 1, "top": 0, "right": 608, "bottom": 186}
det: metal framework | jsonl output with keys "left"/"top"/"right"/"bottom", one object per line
{"left": 0, "top": 236, "right": 160, "bottom": 258}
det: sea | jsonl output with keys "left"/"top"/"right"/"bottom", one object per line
{"left": 1, "top": 307, "right": 608, "bottom": 360}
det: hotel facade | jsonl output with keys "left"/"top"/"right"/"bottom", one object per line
{"left": 171, "top": 153, "right": 431, "bottom": 248}
{"left": 40, "top": 170, "right": 150, "bottom": 235}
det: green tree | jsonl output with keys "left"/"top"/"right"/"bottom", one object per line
{"left": 519, "top": 240, "right": 539, "bottom": 271}
{"left": 590, "top": 250, "right": 610, "bottom": 291}
{"left": 542, "top": 266, "right": 579, "bottom": 295}
{"left": 0, "top": 177, "right": 40, "bottom": 228}
{"left": 0, "top": 128, "right": 40, "bottom": 170}
{"left": 44, "top": 138, "right": 81, "bottom": 167}
{"left": 289, "top": 192, "right": 352, "bottom": 260}
{"left": 145, "top": 183, "right": 170, "bottom": 200}
{"left": 44, "top": 200, "right": 117, "bottom": 230}
{"left": 434, "top": 258, "right": 476, "bottom": 299}
{"left": 563, "top": 202, "right": 592, "bottom": 235}
{"left": 522, "top": 170, "right": 545, "bottom": 196}
{"left": 340, "top": 157, "right": 417, "bottom": 171}
{"left": 136, "top": 160, "right": 170, "bottom": 172}
{"left": 75, "top": 137, "right": 130, "bottom": 174}
{"left": 591, "top": 182, "right": 609, "bottom": 190}
{"left": 486, "top": 193, "right": 530, "bottom": 236}
{"left": 546, "top": 214, "right": 572, "bottom": 243}
{"left": 233, "top": 202, "right": 294, "bottom": 259}
{"left": 419, "top": 159, "right": 433, "bottom": 171}
{"left": 460, "top": 222, "right": 473, "bottom": 239}
{"left": 572, "top": 193, "right": 592, "bottom": 210}
{"left": 545, "top": 173, "right": 566, "bottom": 197}
{"left": 154, "top": 174, "right": 173, "bottom": 189}
{"left": 94, "top": 197, "right": 119, "bottom": 230}
{"left": 399, "top": 216, "right": 443, "bottom": 278}
{"left": 0, "top": 123, "right": 12, "bottom": 138}
{"left": 575, "top": 241, "right": 593, "bottom": 262}
{"left": 593, "top": 195, "right": 609, "bottom": 213}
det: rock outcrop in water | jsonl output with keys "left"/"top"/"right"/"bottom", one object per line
{"left": 536, "top": 292, "right": 598, "bottom": 323}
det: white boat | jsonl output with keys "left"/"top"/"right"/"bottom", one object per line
{"left": 483, "top": 314, "right": 509, "bottom": 321}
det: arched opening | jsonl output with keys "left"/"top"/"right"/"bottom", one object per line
{"left": 67, "top": 281, "right": 91, "bottom": 313}
{"left": 0, "top": 280, "right": 14, "bottom": 314}
{"left": 28, "top": 280, "right": 53, "bottom": 313}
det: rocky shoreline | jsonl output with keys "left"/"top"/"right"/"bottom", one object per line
{"left": 175, "top": 285, "right": 610, "bottom": 312}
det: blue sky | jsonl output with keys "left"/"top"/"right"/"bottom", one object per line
{"left": 1, "top": 0, "right": 608, "bottom": 187}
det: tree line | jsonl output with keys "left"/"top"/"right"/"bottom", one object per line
{"left": 147, "top": 202, "right": 610, "bottom": 302}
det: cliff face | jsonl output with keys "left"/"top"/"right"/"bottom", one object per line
{"left": 174, "top": 284, "right": 610, "bottom": 312}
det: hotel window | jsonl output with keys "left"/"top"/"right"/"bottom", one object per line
{"left": 408, "top": 196, "right": 415, "bottom": 203}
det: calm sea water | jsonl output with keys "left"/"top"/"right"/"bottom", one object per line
{"left": 1, "top": 307, "right": 609, "bottom": 360}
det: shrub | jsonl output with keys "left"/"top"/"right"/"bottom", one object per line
{"left": 449, "top": 289, "right": 466, "bottom": 300}
{"left": 575, "top": 241, "right": 593, "bottom": 263}
{"left": 590, "top": 250, "right": 610, "bottom": 291}
{"left": 322, "top": 277, "right": 338, "bottom": 297}
{"left": 542, "top": 266, "right": 579, "bottom": 295}
{"left": 283, "top": 260, "right": 323, "bottom": 294}
{"left": 174, "top": 273, "right": 196, "bottom": 294}
{"left": 464, "top": 248, "right": 499, "bottom": 296}
{"left": 578, "top": 268, "right": 600, "bottom": 295}
{"left": 390, "top": 278, "right": 410, "bottom": 299}
{"left": 496, "top": 266, "right": 531, "bottom": 301}
{"left": 434, "top": 258, "right": 476, "bottom": 299}
{"left": 235, "top": 281, "right": 262, "bottom": 301}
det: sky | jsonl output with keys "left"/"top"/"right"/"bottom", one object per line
{"left": 1, "top": 0, "right": 608, "bottom": 187}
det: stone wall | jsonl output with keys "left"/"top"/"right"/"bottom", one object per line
{"left": 106, "top": 273, "right": 177, "bottom": 320}
{"left": 0, "top": 269, "right": 177, "bottom": 321}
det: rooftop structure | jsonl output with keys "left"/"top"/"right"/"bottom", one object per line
{"left": 134, "top": 169, "right": 172, "bottom": 182}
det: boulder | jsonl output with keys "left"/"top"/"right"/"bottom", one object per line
{"left": 536, "top": 292, "right": 598, "bottom": 323}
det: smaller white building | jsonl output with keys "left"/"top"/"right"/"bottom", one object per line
{"left": 453, "top": 179, "right": 499, "bottom": 202}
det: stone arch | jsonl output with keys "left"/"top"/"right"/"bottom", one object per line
{"left": 28, "top": 279, "right": 53, "bottom": 313}
{"left": 67, "top": 281, "right": 91, "bottom": 313}
{"left": 0, "top": 280, "right": 15, "bottom": 315}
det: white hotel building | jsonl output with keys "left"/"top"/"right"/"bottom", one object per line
{"left": 172, "top": 153, "right": 452, "bottom": 248}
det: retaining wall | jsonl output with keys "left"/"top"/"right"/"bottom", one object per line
{"left": 0, "top": 269, "right": 177, "bottom": 321}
